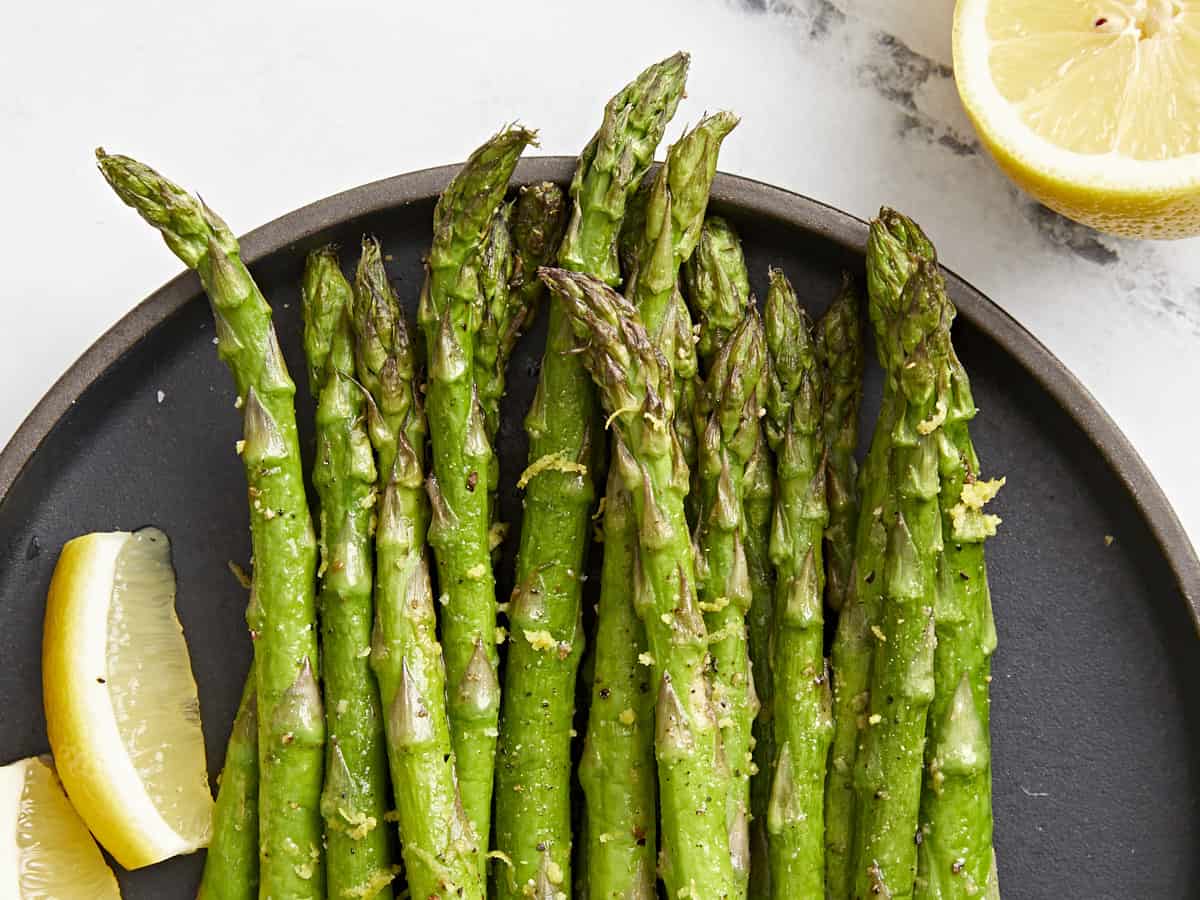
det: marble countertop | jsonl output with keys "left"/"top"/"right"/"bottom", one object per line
{"left": 2, "top": 0, "right": 1196, "bottom": 548}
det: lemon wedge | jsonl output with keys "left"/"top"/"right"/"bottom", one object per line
{"left": 0, "top": 755, "right": 122, "bottom": 899}
{"left": 954, "top": 0, "right": 1200, "bottom": 238}
{"left": 43, "top": 528, "right": 213, "bottom": 869}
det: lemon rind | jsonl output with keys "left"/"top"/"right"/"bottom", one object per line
{"left": 44, "top": 532, "right": 199, "bottom": 869}
{"left": 954, "top": 0, "right": 1200, "bottom": 196}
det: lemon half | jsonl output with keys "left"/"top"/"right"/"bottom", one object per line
{"left": 954, "top": 0, "right": 1200, "bottom": 238}
{"left": 0, "top": 755, "right": 121, "bottom": 899}
{"left": 43, "top": 528, "right": 213, "bottom": 869}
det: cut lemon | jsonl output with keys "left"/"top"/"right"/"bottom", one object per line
{"left": 0, "top": 755, "right": 121, "bottom": 899}
{"left": 43, "top": 528, "right": 213, "bottom": 869}
{"left": 954, "top": 0, "right": 1200, "bottom": 238}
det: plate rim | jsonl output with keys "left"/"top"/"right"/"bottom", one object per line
{"left": 2, "top": 156, "right": 1196, "bottom": 625}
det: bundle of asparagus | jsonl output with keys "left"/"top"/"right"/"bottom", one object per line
{"left": 97, "top": 51, "right": 1003, "bottom": 900}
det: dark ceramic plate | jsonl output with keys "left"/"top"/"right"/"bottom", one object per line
{"left": 1, "top": 159, "right": 1197, "bottom": 899}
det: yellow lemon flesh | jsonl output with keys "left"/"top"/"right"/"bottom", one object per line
{"left": 43, "top": 528, "right": 213, "bottom": 870}
{"left": 954, "top": 0, "right": 1200, "bottom": 238}
{"left": 0, "top": 755, "right": 122, "bottom": 899}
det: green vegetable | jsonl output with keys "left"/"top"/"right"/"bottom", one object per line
{"left": 742, "top": 428, "right": 775, "bottom": 900}
{"left": 762, "top": 269, "right": 831, "bottom": 898}
{"left": 684, "top": 216, "right": 752, "bottom": 369}
{"left": 914, "top": 279, "right": 1001, "bottom": 900}
{"left": 354, "top": 238, "right": 485, "bottom": 899}
{"left": 540, "top": 266, "right": 738, "bottom": 900}
{"left": 816, "top": 276, "right": 865, "bottom": 614}
{"left": 694, "top": 310, "right": 767, "bottom": 894}
{"left": 496, "top": 56, "right": 688, "bottom": 898}
{"left": 578, "top": 466, "right": 658, "bottom": 900}
{"left": 302, "top": 247, "right": 394, "bottom": 899}
{"left": 851, "top": 258, "right": 950, "bottom": 900}
{"left": 418, "top": 126, "right": 534, "bottom": 854}
{"left": 558, "top": 52, "right": 691, "bottom": 287}
{"left": 577, "top": 111, "right": 735, "bottom": 898}
{"left": 198, "top": 669, "right": 259, "bottom": 900}
{"left": 477, "top": 183, "right": 568, "bottom": 442}
{"left": 96, "top": 151, "right": 325, "bottom": 898}
{"left": 825, "top": 213, "right": 935, "bottom": 899}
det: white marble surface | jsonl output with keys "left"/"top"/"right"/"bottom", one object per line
{"left": 2, "top": 0, "right": 1197, "bottom": 547}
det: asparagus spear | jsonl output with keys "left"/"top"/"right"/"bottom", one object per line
{"left": 352, "top": 240, "right": 485, "bottom": 899}
{"left": 684, "top": 216, "right": 752, "bottom": 369}
{"left": 417, "top": 127, "right": 534, "bottom": 854}
{"left": 825, "top": 213, "right": 935, "bottom": 898}
{"left": 558, "top": 52, "right": 691, "bottom": 286}
{"left": 301, "top": 248, "right": 394, "bottom": 899}
{"left": 816, "top": 276, "right": 865, "bottom": 615}
{"left": 742, "top": 428, "right": 775, "bottom": 899}
{"left": 198, "top": 669, "right": 259, "bottom": 900}
{"left": 577, "top": 465, "right": 658, "bottom": 900}
{"left": 475, "top": 187, "right": 568, "bottom": 556}
{"left": 477, "top": 183, "right": 568, "bottom": 442}
{"left": 96, "top": 151, "right": 325, "bottom": 898}
{"left": 914, "top": 285, "right": 1001, "bottom": 900}
{"left": 761, "top": 269, "right": 832, "bottom": 897}
{"left": 693, "top": 309, "right": 767, "bottom": 893}
{"left": 577, "top": 111, "right": 735, "bottom": 898}
{"left": 682, "top": 214, "right": 752, "bottom": 525}
{"left": 496, "top": 56, "right": 688, "bottom": 899}
{"left": 540, "top": 267, "right": 738, "bottom": 899}
{"left": 851, "top": 259, "right": 950, "bottom": 900}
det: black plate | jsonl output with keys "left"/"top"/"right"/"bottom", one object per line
{"left": 1, "top": 159, "right": 1197, "bottom": 899}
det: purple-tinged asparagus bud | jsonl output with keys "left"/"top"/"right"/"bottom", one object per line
{"left": 430, "top": 308, "right": 468, "bottom": 385}
{"left": 457, "top": 640, "right": 500, "bottom": 720}
{"left": 242, "top": 388, "right": 287, "bottom": 464}
{"left": 274, "top": 656, "right": 324, "bottom": 747}
{"left": 392, "top": 659, "right": 436, "bottom": 749}
{"left": 766, "top": 741, "right": 796, "bottom": 834}
{"left": 712, "top": 453, "right": 741, "bottom": 532}
{"left": 782, "top": 549, "right": 822, "bottom": 629}
{"left": 203, "top": 235, "right": 250, "bottom": 308}
{"left": 884, "top": 512, "right": 922, "bottom": 602}
{"left": 320, "top": 740, "right": 354, "bottom": 823}
{"left": 655, "top": 674, "right": 695, "bottom": 760}
{"left": 674, "top": 563, "right": 707, "bottom": 641}
{"left": 325, "top": 517, "right": 370, "bottom": 596}
{"left": 729, "top": 805, "right": 751, "bottom": 875}
{"left": 638, "top": 471, "right": 674, "bottom": 550}
{"left": 726, "top": 537, "right": 752, "bottom": 613}
{"left": 426, "top": 475, "right": 459, "bottom": 547}
{"left": 463, "top": 386, "right": 491, "bottom": 464}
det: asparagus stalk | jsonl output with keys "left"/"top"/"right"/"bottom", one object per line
{"left": 198, "top": 669, "right": 259, "bottom": 900}
{"left": 540, "top": 267, "right": 738, "bottom": 899}
{"left": 577, "top": 465, "right": 658, "bottom": 900}
{"left": 762, "top": 269, "right": 832, "bottom": 897}
{"left": 682, "top": 215, "right": 752, "bottom": 526}
{"left": 476, "top": 186, "right": 569, "bottom": 558}
{"left": 815, "top": 276, "right": 865, "bottom": 615}
{"left": 478, "top": 183, "right": 568, "bottom": 442}
{"left": 353, "top": 240, "right": 485, "bottom": 899}
{"left": 742, "top": 428, "right": 775, "bottom": 899}
{"left": 301, "top": 248, "right": 394, "bottom": 899}
{"left": 914, "top": 285, "right": 1001, "bottom": 900}
{"left": 577, "top": 111, "right": 735, "bottom": 898}
{"left": 496, "top": 55, "right": 688, "bottom": 899}
{"left": 684, "top": 216, "right": 752, "bottom": 369}
{"left": 475, "top": 205, "right": 516, "bottom": 444}
{"left": 851, "top": 259, "right": 950, "bottom": 900}
{"left": 825, "top": 213, "right": 935, "bottom": 898}
{"left": 96, "top": 151, "right": 325, "bottom": 898}
{"left": 693, "top": 310, "right": 767, "bottom": 894}
{"left": 417, "top": 127, "right": 534, "bottom": 855}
